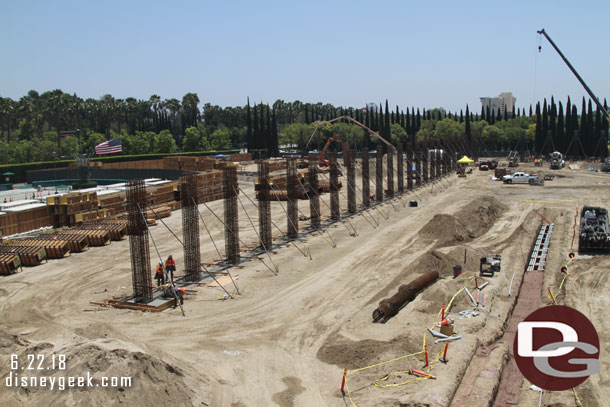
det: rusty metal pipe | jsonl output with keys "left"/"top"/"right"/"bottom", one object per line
{"left": 373, "top": 270, "right": 439, "bottom": 323}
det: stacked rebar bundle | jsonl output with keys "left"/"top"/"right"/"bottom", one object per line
{"left": 286, "top": 158, "right": 299, "bottom": 238}
{"left": 127, "top": 179, "right": 153, "bottom": 303}
{"left": 328, "top": 152, "right": 340, "bottom": 220}
{"left": 257, "top": 161, "right": 272, "bottom": 248}
{"left": 223, "top": 166, "right": 240, "bottom": 264}
{"left": 181, "top": 173, "right": 201, "bottom": 281}
{"left": 362, "top": 148, "right": 370, "bottom": 207}
{"left": 308, "top": 154, "right": 320, "bottom": 228}
{"left": 397, "top": 143, "right": 404, "bottom": 194}
{"left": 376, "top": 144, "right": 383, "bottom": 202}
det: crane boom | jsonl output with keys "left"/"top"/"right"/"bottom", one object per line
{"left": 537, "top": 28, "right": 609, "bottom": 119}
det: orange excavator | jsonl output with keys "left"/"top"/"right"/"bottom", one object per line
{"left": 318, "top": 135, "right": 340, "bottom": 167}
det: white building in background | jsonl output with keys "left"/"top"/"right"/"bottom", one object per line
{"left": 480, "top": 92, "right": 516, "bottom": 115}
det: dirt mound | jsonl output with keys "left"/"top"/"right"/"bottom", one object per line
{"left": 1, "top": 341, "right": 206, "bottom": 407}
{"left": 317, "top": 334, "right": 420, "bottom": 370}
{"left": 420, "top": 196, "right": 507, "bottom": 247}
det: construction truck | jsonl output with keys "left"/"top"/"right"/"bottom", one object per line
{"left": 479, "top": 159, "right": 498, "bottom": 170}
{"left": 480, "top": 254, "right": 501, "bottom": 277}
{"left": 507, "top": 151, "right": 519, "bottom": 167}
{"left": 502, "top": 171, "right": 539, "bottom": 184}
{"left": 549, "top": 151, "right": 565, "bottom": 169}
{"left": 579, "top": 206, "right": 610, "bottom": 253}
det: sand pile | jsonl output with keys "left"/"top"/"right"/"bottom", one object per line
{"left": 1, "top": 338, "right": 205, "bottom": 407}
{"left": 420, "top": 196, "right": 507, "bottom": 246}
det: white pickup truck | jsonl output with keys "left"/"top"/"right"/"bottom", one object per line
{"left": 502, "top": 172, "right": 539, "bottom": 184}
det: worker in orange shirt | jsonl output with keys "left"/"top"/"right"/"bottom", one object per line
{"left": 155, "top": 262, "right": 165, "bottom": 286}
{"left": 165, "top": 254, "right": 176, "bottom": 283}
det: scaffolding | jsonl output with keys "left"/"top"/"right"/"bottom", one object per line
{"left": 257, "top": 161, "right": 272, "bottom": 248}
{"left": 126, "top": 179, "right": 152, "bottom": 303}
{"left": 386, "top": 145, "right": 394, "bottom": 198}
{"left": 286, "top": 158, "right": 299, "bottom": 238}
{"left": 329, "top": 152, "right": 340, "bottom": 220}
{"left": 376, "top": 144, "right": 383, "bottom": 202}
{"left": 181, "top": 173, "right": 201, "bottom": 281}
{"left": 397, "top": 143, "right": 404, "bottom": 194}
{"left": 308, "top": 154, "right": 321, "bottom": 228}
{"left": 362, "top": 148, "right": 370, "bottom": 207}
{"left": 223, "top": 166, "right": 240, "bottom": 264}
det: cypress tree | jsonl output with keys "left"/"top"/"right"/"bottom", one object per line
{"left": 426, "top": 110, "right": 431, "bottom": 121}
{"left": 495, "top": 107, "right": 501, "bottom": 123}
{"left": 542, "top": 99, "right": 548, "bottom": 152}
{"left": 465, "top": 105, "right": 471, "bottom": 140}
{"left": 557, "top": 101, "right": 565, "bottom": 152}
{"left": 259, "top": 103, "right": 266, "bottom": 150}
{"left": 266, "top": 104, "right": 272, "bottom": 154}
{"left": 529, "top": 105, "right": 533, "bottom": 117}
{"left": 246, "top": 97, "right": 252, "bottom": 150}
{"left": 503, "top": 105, "right": 508, "bottom": 121}
{"left": 587, "top": 99, "right": 594, "bottom": 156}
{"left": 602, "top": 99, "right": 609, "bottom": 159}
{"left": 384, "top": 100, "right": 391, "bottom": 141}
{"left": 550, "top": 97, "right": 557, "bottom": 149}
{"left": 253, "top": 104, "right": 259, "bottom": 149}
{"left": 304, "top": 105, "right": 309, "bottom": 124}
{"left": 271, "top": 107, "right": 279, "bottom": 157}
{"left": 579, "top": 98, "right": 587, "bottom": 155}
{"left": 535, "top": 102, "right": 542, "bottom": 153}
{"left": 459, "top": 109, "right": 463, "bottom": 123}
{"left": 481, "top": 105, "right": 485, "bottom": 120}
{"left": 416, "top": 108, "right": 421, "bottom": 133}
{"left": 485, "top": 106, "right": 490, "bottom": 123}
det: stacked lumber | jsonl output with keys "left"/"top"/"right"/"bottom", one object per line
{"left": 101, "top": 159, "right": 163, "bottom": 169}
{"left": 229, "top": 153, "right": 252, "bottom": 162}
{"left": 31, "top": 233, "right": 89, "bottom": 253}
{"left": 61, "top": 229, "right": 111, "bottom": 246}
{"left": 0, "top": 254, "right": 21, "bottom": 275}
{"left": 98, "top": 192, "right": 125, "bottom": 215}
{"left": 0, "top": 206, "right": 53, "bottom": 237}
{"left": 47, "top": 191, "right": 98, "bottom": 227}
{"left": 147, "top": 184, "right": 177, "bottom": 205}
{"left": 8, "top": 239, "right": 70, "bottom": 259}
{"left": 268, "top": 160, "right": 287, "bottom": 172}
{"left": 77, "top": 219, "right": 128, "bottom": 241}
{"left": 0, "top": 245, "right": 47, "bottom": 266}
{"left": 146, "top": 206, "right": 172, "bottom": 219}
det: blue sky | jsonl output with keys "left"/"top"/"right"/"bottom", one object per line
{"left": 1, "top": 0, "right": 609, "bottom": 113}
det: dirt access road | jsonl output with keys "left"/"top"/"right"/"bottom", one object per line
{"left": 1, "top": 161, "right": 609, "bottom": 407}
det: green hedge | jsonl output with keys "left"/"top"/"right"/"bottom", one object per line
{"left": 0, "top": 149, "right": 240, "bottom": 183}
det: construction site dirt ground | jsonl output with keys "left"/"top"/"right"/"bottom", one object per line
{"left": 1, "top": 161, "right": 610, "bottom": 407}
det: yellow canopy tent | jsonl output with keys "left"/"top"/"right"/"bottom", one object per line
{"left": 457, "top": 156, "right": 474, "bottom": 164}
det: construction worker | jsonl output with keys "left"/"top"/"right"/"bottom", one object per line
{"left": 174, "top": 286, "right": 185, "bottom": 307}
{"left": 165, "top": 254, "right": 176, "bottom": 282}
{"left": 155, "top": 262, "right": 165, "bottom": 286}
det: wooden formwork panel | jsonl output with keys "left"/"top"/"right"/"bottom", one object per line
{"left": 62, "top": 229, "right": 111, "bottom": 246}
{"left": 9, "top": 240, "right": 70, "bottom": 259}
{"left": 32, "top": 233, "right": 89, "bottom": 253}
{"left": 0, "top": 254, "right": 21, "bottom": 275}
{"left": 0, "top": 245, "right": 47, "bottom": 266}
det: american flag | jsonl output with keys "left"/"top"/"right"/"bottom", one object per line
{"left": 95, "top": 138, "right": 122, "bottom": 155}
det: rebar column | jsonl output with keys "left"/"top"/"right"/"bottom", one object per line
{"left": 436, "top": 149, "right": 441, "bottom": 180}
{"left": 407, "top": 145, "right": 413, "bottom": 190}
{"left": 416, "top": 150, "right": 422, "bottom": 188}
{"left": 308, "top": 154, "right": 320, "bottom": 228}
{"left": 257, "top": 160, "right": 272, "bottom": 249}
{"left": 181, "top": 173, "right": 201, "bottom": 281}
{"left": 430, "top": 149, "right": 436, "bottom": 180}
{"left": 386, "top": 145, "right": 394, "bottom": 198}
{"left": 423, "top": 149, "right": 429, "bottom": 184}
{"left": 397, "top": 143, "right": 404, "bottom": 194}
{"left": 362, "top": 148, "right": 370, "bottom": 207}
{"left": 127, "top": 179, "right": 152, "bottom": 303}
{"left": 376, "top": 144, "right": 383, "bottom": 202}
{"left": 329, "top": 152, "right": 340, "bottom": 220}
{"left": 286, "top": 158, "right": 299, "bottom": 238}
{"left": 223, "top": 166, "right": 240, "bottom": 264}
{"left": 346, "top": 149, "right": 356, "bottom": 213}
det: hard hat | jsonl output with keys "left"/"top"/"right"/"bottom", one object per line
{"left": 169, "top": 254, "right": 172, "bottom": 258}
